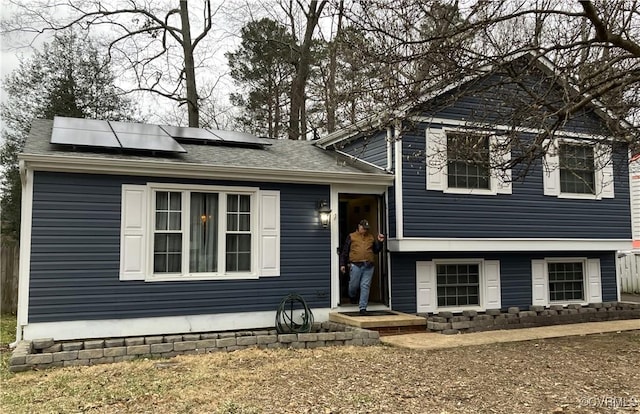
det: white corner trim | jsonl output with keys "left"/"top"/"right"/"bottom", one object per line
{"left": 394, "top": 123, "right": 404, "bottom": 239}
{"left": 388, "top": 238, "right": 632, "bottom": 252}
{"left": 16, "top": 162, "right": 34, "bottom": 342}
{"left": 22, "top": 308, "right": 334, "bottom": 341}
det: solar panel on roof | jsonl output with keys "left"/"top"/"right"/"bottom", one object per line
{"left": 116, "top": 132, "right": 187, "bottom": 153}
{"left": 51, "top": 116, "right": 187, "bottom": 154}
{"left": 51, "top": 127, "right": 122, "bottom": 149}
{"left": 160, "top": 125, "right": 222, "bottom": 142}
{"left": 208, "top": 129, "right": 273, "bottom": 146}
{"left": 108, "top": 121, "right": 166, "bottom": 135}
{"left": 53, "top": 116, "right": 112, "bottom": 132}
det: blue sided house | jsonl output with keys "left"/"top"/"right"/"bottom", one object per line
{"left": 16, "top": 54, "right": 632, "bottom": 342}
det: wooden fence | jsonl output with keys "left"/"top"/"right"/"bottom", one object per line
{"left": 1, "top": 237, "right": 19, "bottom": 314}
{"left": 618, "top": 251, "right": 640, "bottom": 294}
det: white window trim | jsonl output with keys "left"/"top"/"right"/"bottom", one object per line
{"left": 531, "top": 257, "right": 602, "bottom": 307}
{"left": 119, "top": 183, "right": 280, "bottom": 282}
{"left": 426, "top": 128, "right": 512, "bottom": 196}
{"left": 416, "top": 258, "right": 501, "bottom": 313}
{"left": 146, "top": 183, "right": 259, "bottom": 281}
{"left": 543, "top": 138, "right": 614, "bottom": 199}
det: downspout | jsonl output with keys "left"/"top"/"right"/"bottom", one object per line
{"left": 386, "top": 126, "right": 393, "bottom": 171}
{"left": 393, "top": 119, "right": 403, "bottom": 239}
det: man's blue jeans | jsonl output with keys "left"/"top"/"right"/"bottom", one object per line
{"left": 348, "top": 263, "right": 374, "bottom": 311}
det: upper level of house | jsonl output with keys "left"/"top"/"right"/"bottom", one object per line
{"left": 318, "top": 55, "right": 632, "bottom": 246}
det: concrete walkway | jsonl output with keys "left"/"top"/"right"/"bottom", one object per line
{"left": 380, "top": 319, "right": 640, "bottom": 350}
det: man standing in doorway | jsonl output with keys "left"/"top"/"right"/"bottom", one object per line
{"left": 340, "top": 219, "right": 385, "bottom": 315}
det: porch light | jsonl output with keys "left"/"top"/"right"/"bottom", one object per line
{"left": 318, "top": 200, "right": 331, "bottom": 229}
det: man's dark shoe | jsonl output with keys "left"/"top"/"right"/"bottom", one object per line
{"left": 359, "top": 309, "right": 367, "bottom": 315}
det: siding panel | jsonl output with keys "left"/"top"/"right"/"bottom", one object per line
{"left": 390, "top": 251, "right": 617, "bottom": 312}
{"left": 338, "top": 130, "right": 388, "bottom": 168}
{"left": 400, "top": 130, "right": 631, "bottom": 239}
{"left": 28, "top": 172, "right": 332, "bottom": 323}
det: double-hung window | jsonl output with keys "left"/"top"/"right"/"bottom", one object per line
{"left": 426, "top": 128, "right": 512, "bottom": 195}
{"left": 447, "top": 133, "right": 491, "bottom": 190}
{"left": 547, "top": 261, "right": 584, "bottom": 302}
{"left": 416, "top": 259, "right": 501, "bottom": 313}
{"left": 558, "top": 143, "right": 595, "bottom": 195}
{"left": 543, "top": 138, "right": 614, "bottom": 199}
{"left": 531, "top": 258, "right": 602, "bottom": 306}
{"left": 119, "top": 184, "right": 280, "bottom": 282}
{"left": 436, "top": 263, "right": 480, "bottom": 307}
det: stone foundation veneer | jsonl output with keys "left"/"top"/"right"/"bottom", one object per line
{"left": 9, "top": 322, "right": 380, "bottom": 372}
{"left": 422, "top": 302, "right": 640, "bottom": 335}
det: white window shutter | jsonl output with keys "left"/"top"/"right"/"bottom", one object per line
{"left": 531, "top": 259, "right": 548, "bottom": 306}
{"left": 543, "top": 139, "right": 560, "bottom": 196}
{"left": 259, "top": 190, "right": 280, "bottom": 277}
{"left": 484, "top": 260, "right": 502, "bottom": 309}
{"left": 426, "top": 129, "right": 447, "bottom": 191}
{"left": 586, "top": 258, "right": 603, "bottom": 303}
{"left": 416, "top": 261, "right": 437, "bottom": 313}
{"left": 120, "top": 185, "right": 147, "bottom": 281}
{"left": 595, "top": 143, "right": 615, "bottom": 198}
{"left": 490, "top": 136, "right": 512, "bottom": 194}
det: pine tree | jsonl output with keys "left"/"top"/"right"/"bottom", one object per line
{"left": 0, "top": 30, "right": 136, "bottom": 239}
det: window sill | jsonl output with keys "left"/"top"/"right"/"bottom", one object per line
{"left": 145, "top": 273, "right": 260, "bottom": 282}
{"left": 556, "top": 192, "right": 599, "bottom": 200}
{"left": 443, "top": 188, "right": 497, "bottom": 196}
{"left": 434, "top": 305, "right": 484, "bottom": 314}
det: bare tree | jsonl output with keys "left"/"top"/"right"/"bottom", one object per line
{"left": 284, "top": 0, "right": 328, "bottom": 140}
{"left": 2, "top": 0, "right": 220, "bottom": 127}
{"left": 340, "top": 0, "right": 639, "bottom": 178}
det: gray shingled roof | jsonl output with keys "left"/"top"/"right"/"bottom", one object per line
{"left": 23, "top": 119, "right": 389, "bottom": 177}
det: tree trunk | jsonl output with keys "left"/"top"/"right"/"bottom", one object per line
{"left": 180, "top": 0, "right": 199, "bottom": 127}
{"left": 326, "top": 0, "right": 343, "bottom": 133}
{"left": 288, "top": 0, "right": 327, "bottom": 140}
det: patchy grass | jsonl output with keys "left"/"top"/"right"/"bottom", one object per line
{"left": 0, "top": 313, "right": 16, "bottom": 346}
{"left": 1, "top": 330, "right": 639, "bottom": 413}
{"left": 0, "top": 314, "right": 17, "bottom": 380}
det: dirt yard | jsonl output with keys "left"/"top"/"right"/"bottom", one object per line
{"left": 1, "top": 330, "right": 639, "bottom": 413}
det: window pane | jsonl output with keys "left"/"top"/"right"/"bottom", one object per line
{"left": 167, "top": 254, "right": 181, "bottom": 272}
{"left": 190, "top": 193, "right": 218, "bottom": 273}
{"left": 237, "top": 253, "right": 251, "bottom": 271}
{"left": 238, "top": 234, "right": 251, "bottom": 251}
{"left": 154, "top": 234, "right": 167, "bottom": 252}
{"left": 155, "top": 212, "right": 168, "bottom": 231}
{"left": 168, "top": 234, "right": 181, "bottom": 251}
{"left": 170, "top": 192, "right": 181, "bottom": 210}
{"left": 169, "top": 212, "right": 181, "bottom": 230}
{"left": 227, "top": 194, "right": 238, "bottom": 211}
{"left": 154, "top": 254, "right": 166, "bottom": 273}
{"left": 239, "top": 214, "right": 250, "bottom": 231}
{"left": 227, "top": 213, "right": 237, "bottom": 231}
{"left": 227, "top": 234, "right": 238, "bottom": 251}
{"left": 239, "top": 195, "right": 250, "bottom": 212}
{"left": 156, "top": 192, "right": 168, "bottom": 210}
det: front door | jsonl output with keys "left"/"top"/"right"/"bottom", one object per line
{"left": 337, "top": 193, "right": 388, "bottom": 306}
